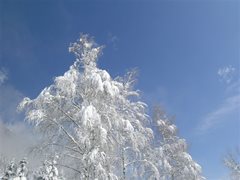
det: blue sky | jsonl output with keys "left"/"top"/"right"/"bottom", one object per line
{"left": 0, "top": 0, "right": 239, "bottom": 179}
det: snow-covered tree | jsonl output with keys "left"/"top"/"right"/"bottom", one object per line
{"left": 152, "top": 106, "right": 204, "bottom": 180}
{"left": 0, "top": 155, "right": 9, "bottom": 178}
{"left": 35, "top": 156, "right": 64, "bottom": 180}
{"left": 1, "top": 161, "right": 17, "bottom": 180}
{"left": 35, "top": 160, "right": 50, "bottom": 180}
{"left": 224, "top": 150, "right": 240, "bottom": 180}
{"left": 16, "top": 158, "right": 28, "bottom": 180}
{"left": 18, "top": 34, "right": 155, "bottom": 179}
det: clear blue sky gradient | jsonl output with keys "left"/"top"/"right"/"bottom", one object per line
{"left": 0, "top": 0, "right": 239, "bottom": 179}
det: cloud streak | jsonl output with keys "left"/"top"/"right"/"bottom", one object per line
{"left": 0, "top": 68, "right": 41, "bottom": 169}
{"left": 198, "top": 94, "right": 240, "bottom": 133}
{"left": 107, "top": 33, "right": 119, "bottom": 50}
{"left": 197, "top": 65, "right": 239, "bottom": 134}
{"left": 0, "top": 84, "right": 24, "bottom": 123}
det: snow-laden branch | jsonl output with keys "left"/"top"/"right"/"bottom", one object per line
{"left": 48, "top": 118, "right": 84, "bottom": 154}
{"left": 125, "top": 159, "right": 160, "bottom": 180}
{"left": 57, "top": 106, "right": 81, "bottom": 129}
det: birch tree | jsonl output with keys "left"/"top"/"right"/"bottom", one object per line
{"left": 152, "top": 106, "right": 204, "bottom": 180}
{"left": 224, "top": 150, "right": 240, "bottom": 180}
{"left": 18, "top": 34, "right": 155, "bottom": 179}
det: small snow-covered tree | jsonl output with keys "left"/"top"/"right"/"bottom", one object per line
{"left": 48, "top": 162, "right": 59, "bottom": 180}
{"left": 35, "top": 157, "right": 64, "bottom": 180}
{"left": 19, "top": 34, "right": 154, "bottom": 179}
{"left": 224, "top": 150, "right": 240, "bottom": 180}
{"left": 35, "top": 160, "right": 50, "bottom": 180}
{"left": 16, "top": 158, "right": 28, "bottom": 180}
{"left": 1, "top": 161, "right": 17, "bottom": 180}
{"left": 0, "top": 155, "right": 9, "bottom": 178}
{"left": 152, "top": 106, "right": 204, "bottom": 180}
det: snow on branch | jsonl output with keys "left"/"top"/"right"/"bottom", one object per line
{"left": 69, "top": 34, "right": 104, "bottom": 68}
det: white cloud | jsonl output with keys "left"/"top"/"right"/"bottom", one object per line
{"left": 0, "top": 84, "right": 24, "bottom": 122}
{"left": 0, "top": 119, "right": 41, "bottom": 169}
{"left": 0, "top": 70, "right": 41, "bottom": 168}
{"left": 107, "top": 33, "right": 119, "bottom": 50}
{"left": 218, "top": 65, "right": 236, "bottom": 84}
{"left": 198, "top": 94, "right": 240, "bottom": 133}
{"left": 196, "top": 65, "right": 239, "bottom": 134}
{"left": 0, "top": 82, "right": 30, "bottom": 160}
{"left": 0, "top": 69, "right": 8, "bottom": 86}
{"left": 197, "top": 67, "right": 239, "bottom": 134}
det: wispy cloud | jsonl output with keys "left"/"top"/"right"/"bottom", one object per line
{"left": 0, "top": 121, "right": 35, "bottom": 157}
{"left": 0, "top": 68, "right": 8, "bottom": 86}
{"left": 0, "top": 68, "right": 40, "bottom": 167}
{"left": 0, "top": 67, "right": 25, "bottom": 123}
{"left": 198, "top": 94, "right": 240, "bottom": 133}
{"left": 107, "top": 33, "right": 119, "bottom": 50}
{"left": 218, "top": 65, "right": 236, "bottom": 84}
{"left": 0, "top": 84, "right": 24, "bottom": 123}
{"left": 197, "top": 65, "right": 239, "bottom": 134}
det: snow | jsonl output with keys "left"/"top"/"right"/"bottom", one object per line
{"left": 89, "top": 148, "right": 99, "bottom": 162}
{"left": 90, "top": 72, "right": 104, "bottom": 92}
{"left": 27, "top": 110, "right": 45, "bottom": 124}
{"left": 99, "top": 70, "right": 111, "bottom": 81}
{"left": 82, "top": 105, "right": 100, "bottom": 127}
{"left": 55, "top": 68, "right": 79, "bottom": 96}
{"left": 18, "top": 97, "right": 31, "bottom": 110}
{"left": 103, "top": 81, "right": 113, "bottom": 96}
{"left": 99, "top": 127, "right": 107, "bottom": 144}
{"left": 122, "top": 119, "right": 134, "bottom": 132}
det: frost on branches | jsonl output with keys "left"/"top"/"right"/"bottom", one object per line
{"left": 35, "top": 156, "right": 64, "bottom": 180}
{"left": 18, "top": 34, "right": 204, "bottom": 179}
{"left": 1, "top": 158, "right": 28, "bottom": 180}
{"left": 224, "top": 151, "right": 240, "bottom": 180}
{"left": 151, "top": 107, "right": 204, "bottom": 180}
